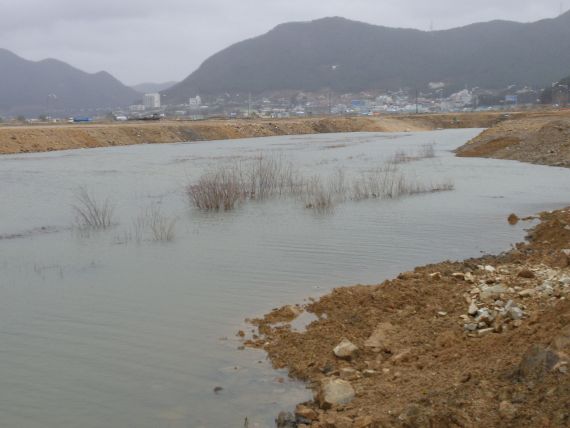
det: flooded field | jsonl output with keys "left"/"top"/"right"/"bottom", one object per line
{"left": 2, "top": 129, "right": 570, "bottom": 427}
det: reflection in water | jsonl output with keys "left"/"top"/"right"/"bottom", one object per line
{"left": 1, "top": 130, "right": 570, "bottom": 427}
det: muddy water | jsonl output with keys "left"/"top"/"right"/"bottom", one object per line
{"left": 2, "top": 130, "right": 570, "bottom": 427}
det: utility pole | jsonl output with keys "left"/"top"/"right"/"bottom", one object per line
{"left": 415, "top": 88, "right": 419, "bottom": 114}
{"left": 248, "top": 92, "right": 251, "bottom": 117}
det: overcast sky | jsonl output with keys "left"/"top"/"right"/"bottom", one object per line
{"left": 0, "top": 0, "right": 567, "bottom": 85}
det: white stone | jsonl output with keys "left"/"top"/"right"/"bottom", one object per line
{"left": 468, "top": 301, "right": 478, "bottom": 316}
{"left": 333, "top": 339, "right": 359, "bottom": 359}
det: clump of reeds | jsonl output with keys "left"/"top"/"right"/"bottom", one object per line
{"left": 187, "top": 153, "right": 454, "bottom": 213}
{"left": 418, "top": 143, "right": 436, "bottom": 158}
{"left": 148, "top": 205, "right": 177, "bottom": 242}
{"left": 188, "top": 170, "right": 244, "bottom": 211}
{"left": 188, "top": 154, "right": 304, "bottom": 211}
{"left": 72, "top": 187, "right": 114, "bottom": 230}
{"left": 392, "top": 149, "right": 413, "bottom": 164}
{"left": 303, "top": 176, "right": 335, "bottom": 213}
{"left": 238, "top": 154, "right": 303, "bottom": 199}
{"left": 350, "top": 162, "right": 454, "bottom": 201}
{"left": 391, "top": 143, "right": 436, "bottom": 164}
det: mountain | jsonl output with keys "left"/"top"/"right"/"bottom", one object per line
{"left": 131, "top": 81, "right": 178, "bottom": 93}
{"left": 164, "top": 13, "right": 570, "bottom": 102}
{"left": 0, "top": 48, "right": 139, "bottom": 116}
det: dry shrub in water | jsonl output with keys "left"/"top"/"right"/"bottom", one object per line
{"left": 351, "top": 162, "right": 453, "bottom": 200}
{"left": 188, "top": 154, "right": 303, "bottom": 211}
{"left": 237, "top": 154, "right": 303, "bottom": 199}
{"left": 187, "top": 154, "right": 453, "bottom": 212}
{"left": 188, "top": 170, "right": 243, "bottom": 211}
{"left": 303, "top": 176, "right": 335, "bottom": 213}
{"left": 148, "top": 205, "right": 177, "bottom": 242}
{"left": 72, "top": 188, "right": 114, "bottom": 230}
{"left": 391, "top": 143, "right": 436, "bottom": 164}
{"left": 418, "top": 143, "right": 436, "bottom": 158}
{"left": 392, "top": 149, "right": 413, "bottom": 164}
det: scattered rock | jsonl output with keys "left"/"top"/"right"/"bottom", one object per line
{"left": 317, "top": 378, "right": 356, "bottom": 409}
{"left": 295, "top": 404, "right": 318, "bottom": 422}
{"left": 392, "top": 348, "right": 413, "bottom": 365}
{"left": 480, "top": 285, "right": 507, "bottom": 300}
{"left": 518, "top": 345, "right": 561, "bottom": 380}
{"left": 340, "top": 367, "right": 360, "bottom": 381}
{"left": 468, "top": 301, "right": 478, "bottom": 316}
{"left": 518, "top": 289, "right": 536, "bottom": 298}
{"left": 333, "top": 338, "right": 359, "bottom": 360}
{"left": 364, "top": 322, "right": 395, "bottom": 352}
{"left": 507, "top": 306, "right": 524, "bottom": 320}
{"left": 276, "top": 411, "right": 296, "bottom": 428}
{"left": 508, "top": 213, "right": 520, "bottom": 225}
{"left": 353, "top": 415, "right": 375, "bottom": 428}
{"left": 499, "top": 400, "right": 518, "bottom": 420}
{"left": 464, "top": 323, "right": 478, "bottom": 332}
{"left": 429, "top": 272, "right": 442, "bottom": 280}
{"left": 518, "top": 269, "right": 535, "bottom": 279}
{"left": 477, "top": 328, "right": 494, "bottom": 336}
{"left": 551, "top": 325, "right": 570, "bottom": 351}
{"left": 475, "top": 308, "right": 495, "bottom": 325}
{"left": 398, "top": 404, "right": 434, "bottom": 427}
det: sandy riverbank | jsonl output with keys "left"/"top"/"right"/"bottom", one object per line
{"left": 0, "top": 111, "right": 533, "bottom": 155}
{"left": 456, "top": 110, "right": 570, "bottom": 167}
{"left": 246, "top": 209, "right": 570, "bottom": 428}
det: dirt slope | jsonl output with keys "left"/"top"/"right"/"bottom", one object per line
{"left": 0, "top": 112, "right": 520, "bottom": 155}
{"left": 456, "top": 111, "right": 570, "bottom": 167}
{"left": 245, "top": 209, "right": 570, "bottom": 428}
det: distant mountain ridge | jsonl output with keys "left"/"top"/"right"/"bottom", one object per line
{"left": 164, "top": 13, "right": 570, "bottom": 102}
{"left": 132, "top": 81, "right": 178, "bottom": 93}
{"left": 0, "top": 49, "right": 139, "bottom": 116}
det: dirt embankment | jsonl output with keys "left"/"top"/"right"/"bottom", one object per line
{"left": 245, "top": 210, "right": 570, "bottom": 427}
{"left": 0, "top": 112, "right": 517, "bottom": 155}
{"left": 456, "top": 110, "right": 570, "bottom": 167}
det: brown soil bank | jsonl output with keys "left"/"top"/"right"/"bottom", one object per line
{"left": 246, "top": 209, "right": 570, "bottom": 427}
{"left": 456, "top": 110, "right": 570, "bottom": 167}
{"left": 0, "top": 112, "right": 522, "bottom": 155}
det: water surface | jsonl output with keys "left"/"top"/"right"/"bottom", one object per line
{"left": 1, "top": 130, "right": 570, "bottom": 427}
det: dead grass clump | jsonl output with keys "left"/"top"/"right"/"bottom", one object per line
{"left": 188, "top": 170, "right": 243, "bottom": 211}
{"left": 238, "top": 154, "right": 303, "bottom": 199}
{"left": 148, "top": 205, "right": 177, "bottom": 241}
{"left": 391, "top": 143, "right": 436, "bottom": 164}
{"left": 188, "top": 154, "right": 305, "bottom": 210}
{"left": 351, "top": 163, "right": 454, "bottom": 201}
{"left": 188, "top": 154, "right": 454, "bottom": 213}
{"left": 418, "top": 143, "right": 436, "bottom": 158}
{"left": 392, "top": 149, "right": 413, "bottom": 164}
{"left": 303, "top": 176, "right": 335, "bottom": 213}
{"left": 72, "top": 188, "right": 114, "bottom": 230}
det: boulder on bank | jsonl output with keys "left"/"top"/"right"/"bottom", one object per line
{"left": 317, "top": 378, "right": 356, "bottom": 409}
{"left": 364, "top": 322, "right": 395, "bottom": 352}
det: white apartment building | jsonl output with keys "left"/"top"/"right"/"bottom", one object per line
{"left": 143, "top": 93, "right": 161, "bottom": 109}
